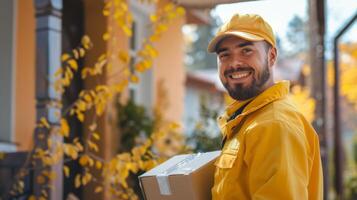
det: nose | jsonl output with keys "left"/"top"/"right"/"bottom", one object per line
{"left": 230, "top": 54, "right": 244, "bottom": 68}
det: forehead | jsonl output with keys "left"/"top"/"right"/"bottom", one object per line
{"left": 216, "top": 36, "right": 260, "bottom": 51}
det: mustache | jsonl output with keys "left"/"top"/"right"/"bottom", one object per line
{"left": 224, "top": 67, "right": 254, "bottom": 77}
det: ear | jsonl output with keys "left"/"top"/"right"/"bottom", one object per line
{"left": 268, "top": 47, "right": 278, "bottom": 67}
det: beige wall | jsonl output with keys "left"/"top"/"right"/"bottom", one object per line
{"left": 14, "top": 0, "right": 36, "bottom": 151}
{"left": 153, "top": 13, "right": 186, "bottom": 123}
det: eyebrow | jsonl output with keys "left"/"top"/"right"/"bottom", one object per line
{"left": 216, "top": 41, "right": 254, "bottom": 54}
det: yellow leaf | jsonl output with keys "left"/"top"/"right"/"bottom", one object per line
{"left": 96, "top": 161, "right": 102, "bottom": 169}
{"left": 176, "top": 7, "right": 186, "bottom": 15}
{"left": 82, "top": 173, "right": 92, "bottom": 186}
{"left": 142, "top": 60, "right": 153, "bottom": 69}
{"left": 67, "top": 59, "right": 78, "bottom": 71}
{"left": 73, "top": 49, "right": 79, "bottom": 59}
{"left": 61, "top": 53, "right": 70, "bottom": 62}
{"left": 63, "top": 144, "right": 79, "bottom": 160}
{"left": 122, "top": 26, "right": 132, "bottom": 37}
{"left": 98, "top": 54, "right": 107, "bottom": 62}
{"left": 87, "top": 140, "right": 99, "bottom": 152}
{"left": 149, "top": 34, "right": 160, "bottom": 42}
{"left": 118, "top": 50, "right": 130, "bottom": 64}
{"left": 89, "top": 123, "right": 97, "bottom": 131}
{"left": 84, "top": 94, "right": 92, "bottom": 103}
{"left": 79, "top": 48, "right": 85, "bottom": 57}
{"left": 156, "top": 24, "right": 168, "bottom": 33}
{"left": 77, "top": 112, "right": 84, "bottom": 122}
{"left": 130, "top": 74, "right": 139, "bottom": 83}
{"left": 103, "top": 9, "right": 110, "bottom": 16}
{"left": 81, "top": 35, "right": 92, "bottom": 49}
{"left": 93, "top": 132, "right": 100, "bottom": 140}
{"left": 77, "top": 101, "right": 86, "bottom": 111}
{"left": 150, "top": 14, "right": 158, "bottom": 22}
{"left": 60, "top": 119, "right": 70, "bottom": 137}
{"left": 103, "top": 32, "right": 110, "bottom": 41}
{"left": 63, "top": 165, "right": 70, "bottom": 178}
{"left": 95, "top": 186, "right": 103, "bottom": 193}
{"left": 79, "top": 155, "right": 89, "bottom": 166}
{"left": 135, "top": 62, "right": 146, "bottom": 72}
{"left": 74, "top": 140, "right": 84, "bottom": 152}
{"left": 75, "top": 174, "right": 81, "bottom": 188}
{"left": 40, "top": 117, "right": 50, "bottom": 129}
{"left": 88, "top": 156, "right": 94, "bottom": 167}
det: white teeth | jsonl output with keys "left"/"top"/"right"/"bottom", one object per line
{"left": 231, "top": 72, "right": 250, "bottom": 79}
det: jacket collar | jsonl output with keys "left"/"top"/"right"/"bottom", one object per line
{"left": 218, "top": 81, "right": 290, "bottom": 139}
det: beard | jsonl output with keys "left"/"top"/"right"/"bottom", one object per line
{"left": 223, "top": 62, "right": 270, "bottom": 101}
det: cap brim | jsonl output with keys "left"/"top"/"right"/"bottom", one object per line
{"left": 207, "top": 31, "right": 264, "bottom": 53}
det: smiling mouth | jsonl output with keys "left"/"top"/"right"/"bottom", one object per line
{"left": 228, "top": 71, "right": 252, "bottom": 80}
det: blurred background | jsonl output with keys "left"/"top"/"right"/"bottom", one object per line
{"left": 0, "top": 0, "right": 356, "bottom": 199}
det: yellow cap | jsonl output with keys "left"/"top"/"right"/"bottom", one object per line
{"left": 207, "top": 13, "right": 276, "bottom": 53}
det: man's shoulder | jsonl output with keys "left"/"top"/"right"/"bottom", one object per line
{"left": 253, "top": 97, "right": 303, "bottom": 123}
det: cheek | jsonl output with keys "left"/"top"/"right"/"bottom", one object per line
{"left": 218, "top": 65, "right": 227, "bottom": 81}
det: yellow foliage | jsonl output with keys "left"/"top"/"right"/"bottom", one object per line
{"left": 118, "top": 50, "right": 130, "bottom": 64}
{"left": 22, "top": 1, "right": 186, "bottom": 199}
{"left": 103, "top": 32, "right": 110, "bottom": 41}
{"left": 39, "top": 117, "right": 50, "bottom": 129}
{"left": 96, "top": 160, "right": 103, "bottom": 170}
{"left": 67, "top": 59, "right": 78, "bottom": 71}
{"left": 79, "top": 155, "right": 90, "bottom": 166}
{"left": 63, "top": 165, "right": 70, "bottom": 178}
{"left": 59, "top": 118, "right": 70, "bottom": 137}
{"left": 327, "top": 42, "right": 357, "bottom": 109}
{"left": 81, "top": 35, "right": 92, "bottom": 50}
{"left": 95, "top": 186, "right": 103, "bottom": 193}
{"left": 130, "top": 74, "right": 139, "bottom": 83}
{"left": 61, "top": 53, "right": 70, "bottom": 62}
{"left": 63, "top": 144, "right": 80, "bottom": 160}
{"left": 87, "top": 140, "right": 99, "bottom": 152}
{"left": 75, "top": 174, "right": 81, "bottom": 188}
{"left": 82, "top": 172, "right": 92, "bottom": 186}
{"left": 92, "top": 132, "right": 100, "bottom": 140}
{"left": 290, "top": 85, "right": 316, "bottom": 123}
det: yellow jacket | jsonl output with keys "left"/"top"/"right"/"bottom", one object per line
{"left": 212, "top": 81, "right": 323, "bottom": 200}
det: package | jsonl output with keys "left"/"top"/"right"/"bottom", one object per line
{"left": 139, "top": 151, "right": 221, "bottom": 200}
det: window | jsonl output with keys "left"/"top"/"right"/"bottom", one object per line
{"left": 128, "top": 1, "right": 154, "bottom": 112}
{"left": 0, "top": 0, "right": 16, "bottom": 151}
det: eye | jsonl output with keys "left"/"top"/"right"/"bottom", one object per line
{"left": 242, "top": 48, "right": 253, "bottom": 55}
{"left": 219, "top": 52, "right": 230, "bottom": 59}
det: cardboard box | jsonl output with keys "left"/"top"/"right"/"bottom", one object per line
{"left": 139, "top": 151, "right": 221, "bottom": 200}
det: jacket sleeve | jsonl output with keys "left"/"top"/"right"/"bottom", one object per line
{"left": 243, "top": 120, "right": 310, "bottom": 200}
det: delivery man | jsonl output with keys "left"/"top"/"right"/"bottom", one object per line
{"left": 207, "top": 13, "right": 323, "bottom": 199}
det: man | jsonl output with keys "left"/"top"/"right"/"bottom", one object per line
{"left": 207, "top": 14, "right": 323, "bottom": 199}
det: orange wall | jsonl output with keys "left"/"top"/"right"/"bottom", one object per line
{"left": 14, "top": 0, "right": 36, "bottom": 151}
{"left": 153, "top": 15, "right": 186, "bottom": 123}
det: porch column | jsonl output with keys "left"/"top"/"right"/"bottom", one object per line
{"left": 308, "top": 0, "right": 328, "bottom": 199}
{"left": 34, "top": 0, "right": 63, "bottom": 199}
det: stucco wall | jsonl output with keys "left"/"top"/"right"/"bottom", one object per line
{"left": 14, "top": 0, "right": 36, "bottom": 151}
{"left": 153, "top": 12, "right": 186, "bottom": 123}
